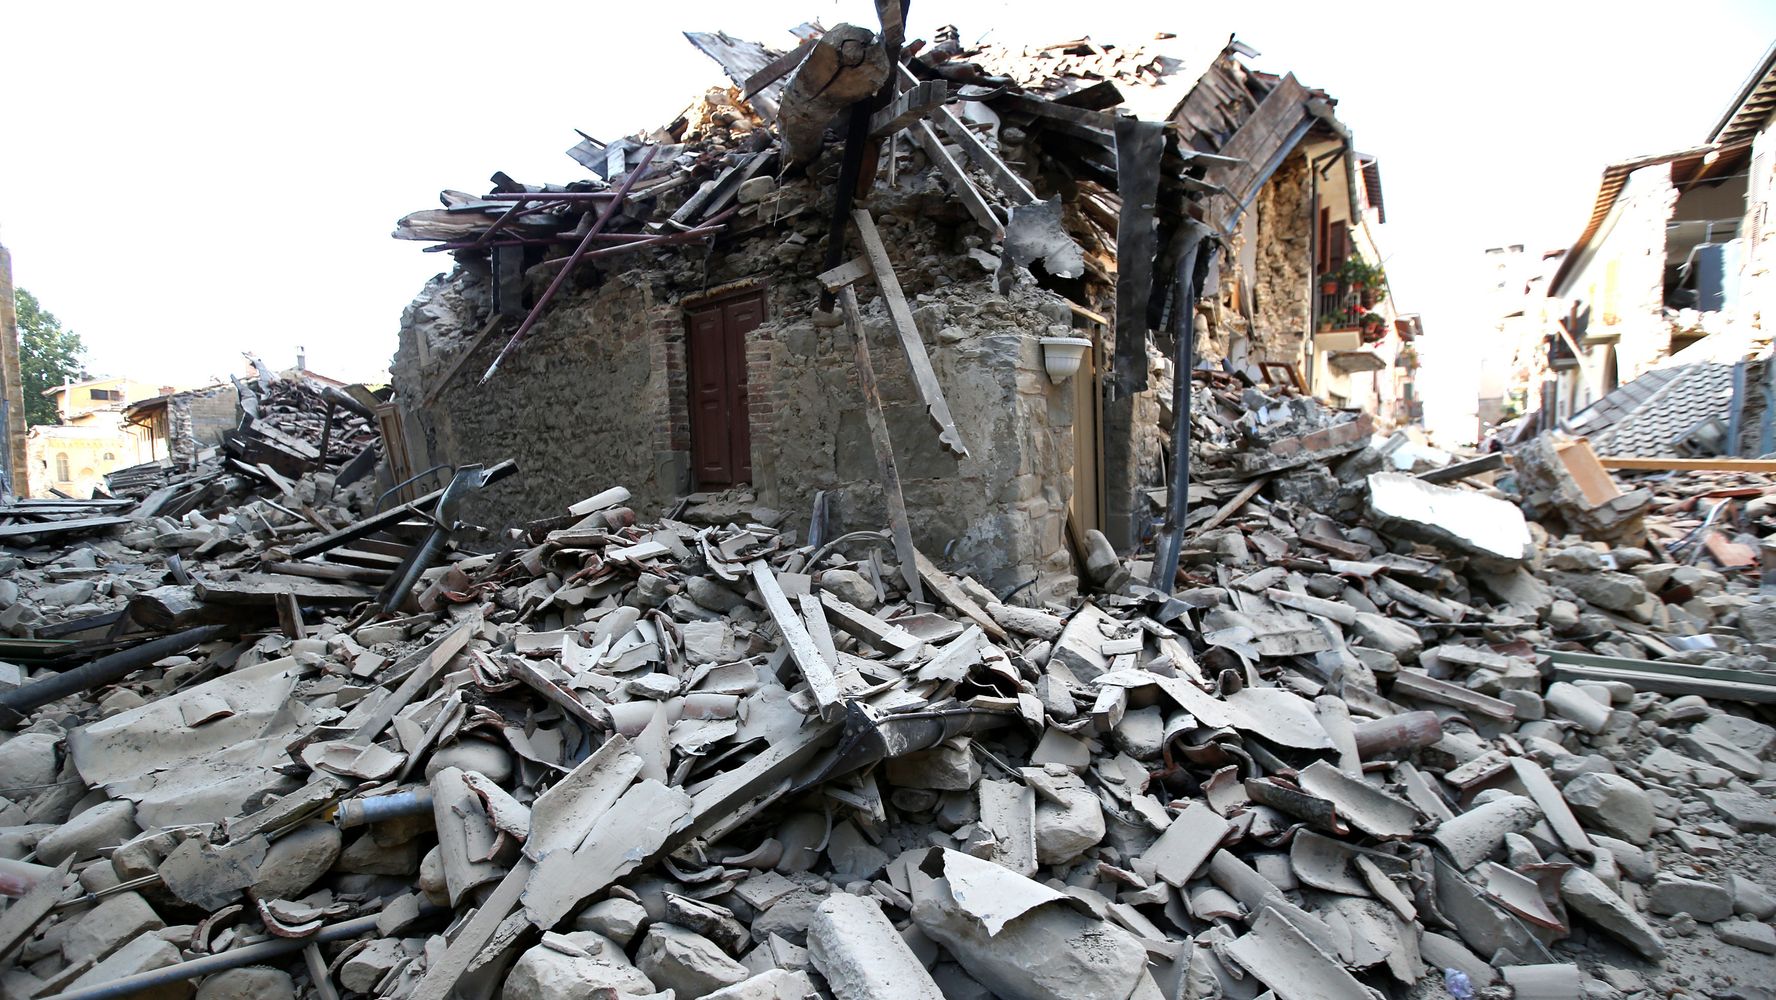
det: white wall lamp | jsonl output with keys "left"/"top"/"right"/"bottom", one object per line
{"left": 1040, "top": 336, "right": 1093, "bottom": 384}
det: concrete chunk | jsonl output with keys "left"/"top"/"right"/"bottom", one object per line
{"left": 636, "top": 924, "right": 749, "bottom": 999}
{"left": 807, "top": 893, "right": 944, "bottom": 1000}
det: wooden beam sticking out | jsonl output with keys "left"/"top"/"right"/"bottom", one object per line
{"left": 897, "top": 63, "right": 1036, "bottom": 205}
{"left": 870, "top": 80, "right": 948, "bottom": 138}
{"left": 1198, "top": 476, "right": 1268, "bottom": 532}
{"left": 750, "top": 559, "right": 844, "bottom": 720}
{"left": 906, "top": 119, "right": 1004, "bottom": 239}
{"left": 1596, "top": 456, "right": 1776, "bottom": 473}
{"left": 837, "top": 286, "right": 927, "bottom": 607}
{"left": 742, "top": 38, "right": 816, "bottom": 98}
{"left": 910, "top": 548, "right": 1006, "bottom": 642}
{"left": 851, "top": 209, "right": 970, "bottom": 458}
{"left": 817, "top": 256, "right": 874, "bottom": 291}
{"left": 348, "top": 619, "right": 476, "bottom": 743}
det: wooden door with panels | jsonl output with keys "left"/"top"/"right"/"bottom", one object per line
{"left": 685, "top": 289, "right": 765, "bottom": 487}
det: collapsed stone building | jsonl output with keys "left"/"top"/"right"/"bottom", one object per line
{"left": 387, "top": 25, "right": 1412, "bottom": 603}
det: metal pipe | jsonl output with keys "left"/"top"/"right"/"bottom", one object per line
{"left": 40, "top": 908, "right": 446, "bottom": 1000}
{"left": 480, "top": 143, "right": 661, "bottom": 384}
{"left": 1149, "top": 223, "right": 1215, "bottom": 594}
{"left": 0, "top": 625, "right": 230, "bottom": 725}
{"left": 1351, "top": 710, "right": 1444, "bottom": 758}
{"left": 335, "top": 788, "right": 434, "bottom": 829}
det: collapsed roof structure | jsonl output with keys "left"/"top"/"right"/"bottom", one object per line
{"left": 384, "top": 18, "right": 1404, "bottom": 605}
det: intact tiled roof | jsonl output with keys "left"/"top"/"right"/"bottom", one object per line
{"left": 1576, "top": 363, "right": 1735, "bottom": 457}
{"left": 1563, "top": 366, "right": 1686, "bottom": 437}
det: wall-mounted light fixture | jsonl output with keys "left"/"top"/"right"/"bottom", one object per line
{"left": 1039, "top": 336, "right": 1093, "bottom": 384}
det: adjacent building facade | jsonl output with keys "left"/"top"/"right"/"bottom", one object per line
{"left": 24, "top": 376, "right": 164, "bottom": 497}
{"left": 1519, "top": 42, "right": 1776, "bottom": 439}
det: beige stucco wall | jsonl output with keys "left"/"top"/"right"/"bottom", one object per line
{"left": 25, "top": 412, "right": 152, "bottom": 498}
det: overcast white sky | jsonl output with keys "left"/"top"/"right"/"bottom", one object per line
{"left": 4, "top": 1, "right": 1774, "bottom": 420}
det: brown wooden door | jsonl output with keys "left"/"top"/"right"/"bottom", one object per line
{"left": 686, "top": 291, "right": 763, "bottom": 487}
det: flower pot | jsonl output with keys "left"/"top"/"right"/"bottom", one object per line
{"left": 1321, "top": 280, "right": 1339, "bottom": 295}
{"left": 1039, "top": 337, "right": 1093, "bottom": 384}
{"left": 1359, "top": 288, "right": 1377, "bottom": 308}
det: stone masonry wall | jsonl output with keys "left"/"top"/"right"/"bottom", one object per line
{"left": 391, "top": 267, "right": 676, "bottom": 534}
{"left": 391, "top": 180, "right": 1083, "bottom": 599}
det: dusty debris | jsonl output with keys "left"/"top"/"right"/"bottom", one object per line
{"left": 5, "top": 19, "right": 1776, "bottom": 1000}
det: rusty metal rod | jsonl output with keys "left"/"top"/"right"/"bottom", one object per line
{"left": 466, "top": 197, "right": 541, "bottom": 250}
{"left": 40, "top": 908, "right": 447, "bottom": 1000}
{"left": 481, "top": 191, "right": 615, "bottom": 201}
{"left": 479, "top": 144, "right": 661, "bottom": 384}
{"left": 536, "top": 209, "right": 736, "bottom": 268}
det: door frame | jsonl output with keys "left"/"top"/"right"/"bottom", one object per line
{"left": 682, "top": 283, "right": 768, "bottom": 490}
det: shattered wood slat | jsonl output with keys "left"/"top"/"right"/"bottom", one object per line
{"left": 286, "top": 460, "right": 517, "bottom": 559}
{"left": 420, "top": 314, "right": 505, "bottom": 409}
{"left": 0, "top": 516, "right": 132, "bottom": 540}
{"left": 1203, "top": 74, "right": 1313, "bottom": 231}
{"left": 818, "top": 591, "right": 922, "bottom": 651}
{"left": 817, "top": 256, "right": 873, "bottom": 291}
{"left": 911, "top": 549, "right": 1007, "bottom": 642}
{"left": 1111, "top": 117, "right": 1166, "bottom": 398}
{"left": 193, "top": 575, "right": 375, "bottom": 606}
{"left": 349, "top": 621, "right": 476, "bottom": 743}
{"left": 405, "top": 860, "right": 531, "bottom": 1000}
{"left": 838, "top": 286, "right": 927, "bottom": 607}
{"left": 899, "top": 63, "right": 1036, "bottom": 205}
{"left": 1418, "top": 452, "right": 1505, "bottom": 484}
{"left": 869, "top": 80, "right": 948, "bottom": 138}
{"left": 906, "top": 120, "right": 1004, "bottom": 239}
{"left": 851, "top": 209, "right": 969, "bottom": 458}
{"left": 751, "top": 559, "right": 843, "bottom": 720}
{"left": 1198, "top": 476, "right": 1268, "bottom": 531}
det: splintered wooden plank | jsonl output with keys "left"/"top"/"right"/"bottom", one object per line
{"left": 818, "top": 256, "right": 873, "bottom": 291}
{"left": 851, "top": 209, "right": 969, "bottom": 459}
{"left": 194, "top": 575, "right": 375, "bottom": 605}
{"left": 743, "top": 37, "right": 815, "bottom": 98}
{"left": 1204, "top": 73, "right": 1312, "bottom": 231}
{"left": 870, "top": 80, "right": 948, "bottom": 138}
{"left": 897, "top": 63, "right": 1035, "bottom": 205}
{"left": 349, "top": 620, "right": 476, "bottom": 742}
{"left": 907, "top": 120, "right": 1004, "bottom": 239}
{"left": 405, "top": 859, "right": 531, "bottom": 1000}
{"left": 751, "top": 560, "right": 843, "bottom": 720}
{"left": 838, "top": 287, "right": 926, "bottom": 608}
{"left": 911, "top": 549, "right": 1007, "bottom": 642}
{"left": 818, "top": 591, "right": 922, "bottom": 651}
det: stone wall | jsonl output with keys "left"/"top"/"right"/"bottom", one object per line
{"left": 1199, "top": 152, "right": 1313, "bottom": 367}
{"left": 391, "top": 183, "right": 1084, "bottom": 599}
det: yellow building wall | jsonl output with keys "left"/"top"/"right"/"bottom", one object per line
{"left": 24, "top": 415, "right": 154, "bottom": 498}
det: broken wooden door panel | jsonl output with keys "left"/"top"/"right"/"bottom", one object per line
{"left": 686, "top": 289, "right": 765, "bottom": 487}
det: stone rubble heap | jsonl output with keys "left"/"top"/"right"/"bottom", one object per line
{"left": 0, "top": 390, "right": 1773, "bottom": 1000}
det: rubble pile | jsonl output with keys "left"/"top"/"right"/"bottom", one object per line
{"left": 0, "top": 385, "right": 1771, "bottom": 1000}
